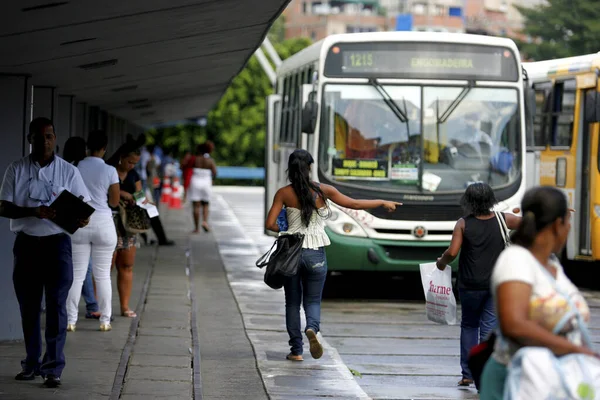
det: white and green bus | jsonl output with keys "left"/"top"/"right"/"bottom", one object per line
{"left": 265, "top": 31, "right": 528, "bottom": 274}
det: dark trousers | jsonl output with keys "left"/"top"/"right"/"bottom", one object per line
{"left": 140, "top": 217, "right": 169, "bottom": 245}
{"left": 13, "top": 233, "right": 73, "bottom": 377}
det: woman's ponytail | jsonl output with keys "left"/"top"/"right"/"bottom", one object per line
{"left": 287, "top": 150, "right": 329, "bottom": 227}
{"left": 511, "top": 187, "right": 569, "bottom": 248}
{"left": 511, "top": 211, "right": 537, "bottom": 247}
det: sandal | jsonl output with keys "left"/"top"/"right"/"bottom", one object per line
{"left": 306, "top": 329, "right": 323, "bottom": 359}
{"left": 121, "top": 310, "right": 137, "bottom": 318}
{"left": 286, "top": 353, "right": 303, "bottom": 361}
{"left": 458, "top": 378, "right": 473, "bottom": 386}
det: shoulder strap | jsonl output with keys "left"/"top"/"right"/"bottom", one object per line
{"left": 494, "top": 211, "right": 510, "bottom": 247}
{"left": 312, "top": 182, "right": 321, "bottom": 201}
{"left": 256, "top": 240, "right": 277, "bottom": 269}
{"left": 499, "top": 212, "right": 510, "bottom": 235}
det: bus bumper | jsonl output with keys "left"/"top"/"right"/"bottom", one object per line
{"left": 324, "top": 227, "right": 459, "bottom": 273}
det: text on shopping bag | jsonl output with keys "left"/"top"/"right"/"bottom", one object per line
{"left": 419, "top": 262, "right": 457, "bottom": 325}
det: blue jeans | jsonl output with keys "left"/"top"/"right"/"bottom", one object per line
{"left": 283, "top": 248, "right": 328, "bottom": 355}
{"left": 459, "top": 289, "right": 496, "bottom": 380}
{"left": 82, "top": 260, "right": 98, "bottom": 314}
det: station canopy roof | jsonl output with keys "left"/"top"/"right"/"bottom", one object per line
{"left": 0, "top": 0, "right": 289, "bottom": 127}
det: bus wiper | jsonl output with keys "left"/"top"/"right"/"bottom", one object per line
{"left": 437, "top": 81, "right": 475, "bottom": 124}
{"left": 368, "top": 78, "right": 408, "bottom": 123}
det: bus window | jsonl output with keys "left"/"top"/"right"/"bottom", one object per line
{"left": 280, "top": 76, "right": 291, "bottom": 143}
{"left": 290, "top": 73, "right": 300, "bottom": 145}
{"left": 550, "top": 79, "right": 576, "bottom": 148}
{"left": 532, "top": 81, "right": 552, "bottom": 148}
{"left": 287, "top": 74, "right": 297, "bottom": 143}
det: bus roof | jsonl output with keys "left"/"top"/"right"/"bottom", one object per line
{"left": 523, "top": 52, "right": 600, "bottom": 82}
{"left": 277, "top": 31, "right": 520, "bottom": 76}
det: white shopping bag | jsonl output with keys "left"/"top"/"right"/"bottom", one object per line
{"left": 505, "top": 347, "right": 600, "bottom": 400}
{"left": 419, "top": 262, "right": 457, "bottom": 325}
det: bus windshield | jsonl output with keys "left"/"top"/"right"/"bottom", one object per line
{"left": 319, "top": 83, "right": 521, "bottom": 194}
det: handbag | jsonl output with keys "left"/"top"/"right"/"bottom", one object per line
{"left": 494, "top": 211, "right": 511, "bottom": 248}
{"left": 468, "top": 331, "right": 496, "bottom": 390}
{"left": 118, "top": 201, "right": 151, "bottom": 234}
{"left": 256, "top": 233, "right": 304, "bottom": 289}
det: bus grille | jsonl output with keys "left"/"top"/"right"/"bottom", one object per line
{"left": 368, "top": 205, "right": 464, "bottom": 221}
{"left": 382, "top": 245, "right": 447, "bottom": 261}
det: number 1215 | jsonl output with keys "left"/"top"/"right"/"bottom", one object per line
{"left": 350, "top": 53, "right": 373, "bottom": 67}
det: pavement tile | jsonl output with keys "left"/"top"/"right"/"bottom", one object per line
{"left": 122, "top": 379, "right": 192, "bottom": 397}
{"left": 130, "top": 354, "right": 190, "bottom": 368}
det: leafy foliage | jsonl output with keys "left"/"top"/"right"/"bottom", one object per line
{"left": 146, "top": 34, "right": 311, "bottom": 167}
{"left": 516, "top": 0, "right": 600, "bottom": 60}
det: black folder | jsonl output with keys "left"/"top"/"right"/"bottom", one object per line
{"left": 49, "top": 190, "right": 95, "bottom": 234}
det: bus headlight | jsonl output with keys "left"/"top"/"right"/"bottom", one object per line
{"left": 325, "top": 205, "right": 368, "bottom": 238}
{"left": 594, "top": 205, "right": 600, "bottom": 217}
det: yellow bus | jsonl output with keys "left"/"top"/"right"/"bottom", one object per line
{"left": 524, "top": 53, "right": 600, "bottom": 262}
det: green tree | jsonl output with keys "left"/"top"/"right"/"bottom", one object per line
{"left": 206, "top": 36, "right": 311, "bottom": 167}
{"left": 146, "top": 36, "right": 312, "bottom": 167}
{"left": 516, "top": 0, "right": 600, "bottom": 60}
{"left": 268, "top": 15, "right": 286, "bottom": 45}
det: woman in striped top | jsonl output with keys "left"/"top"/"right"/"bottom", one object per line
{"left": 265, "top": 149, "right": 401, "bottom": 361}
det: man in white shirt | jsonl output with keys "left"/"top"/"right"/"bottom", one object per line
{"left": 0, "top": 117, "right": 91, "bottom": 388}
{"left": 137, "top": 146, "right": 151, "bottom": 190}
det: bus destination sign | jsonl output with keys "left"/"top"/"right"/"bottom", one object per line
{"left": 332, "top": 159, "right": 388, "bottom": 180}
{"left": 324, "top": 42, "right": 518, "bottom": 81}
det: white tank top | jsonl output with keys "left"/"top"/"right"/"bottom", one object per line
{"left": 282, "top": 207, "right": 331, "bottom": 249}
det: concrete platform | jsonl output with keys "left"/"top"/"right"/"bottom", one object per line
{"left": 0, "top": 196, "right": 368, "bottom": 399}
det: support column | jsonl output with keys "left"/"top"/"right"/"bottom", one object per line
{"left": 56, "top": 95, "right": 75, "bottom": 157}
{"left": 0, "top": 74, "right": 33, "bottom": 340}
{"left": 88, "top": 106, "right": 100, "bottom": 132}
{"left": 32, "top": 86, "right": 58, "bottom": 122}
{"left": 75, "top": 102, "right": 88, "bottom": 137}
{"left": 32, "top": 86, "right": 58, "bottom": 154}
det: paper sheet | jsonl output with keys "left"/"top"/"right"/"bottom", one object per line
{"left": 136, "top": 197, "right": 159, "bottom": 218}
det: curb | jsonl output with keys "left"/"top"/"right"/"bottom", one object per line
{"left": 212, "top": 194, "right": 371, "bottom": 400}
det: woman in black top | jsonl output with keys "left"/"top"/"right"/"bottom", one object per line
{"left": 107, "top": 135, "right": 145, "bottom": 318}
{"left": 436, "top": 183, "right": 520, "bottom": 387}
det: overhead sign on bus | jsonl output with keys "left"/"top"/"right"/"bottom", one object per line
{"left": 332, "top": 158, "right": 388, "bottom": 180}
{"left": 324, "top": 42, "right": 519, "bottom": 82}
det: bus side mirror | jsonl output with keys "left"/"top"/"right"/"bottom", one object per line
{"left": 584, "top": 90, "right": 600, "bottom": 123}
{"left": 302, "top": 87, "right": 318, "bottom": 134}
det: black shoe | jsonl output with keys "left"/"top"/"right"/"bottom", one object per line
{"left": 43, "top": 375, "right": 61, "bottom": 388}
{"left": 85, "top": 312, "right": 114, "bottom": 322}
{"left": 158, "top": 240, "right": 175, "bottom": 246}
{"left": 15, "top": 369, "right": 38, "bottom": 381}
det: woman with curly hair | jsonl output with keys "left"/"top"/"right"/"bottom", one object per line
{"left": 436, "top": 182, "right": 521, "bottom": 387}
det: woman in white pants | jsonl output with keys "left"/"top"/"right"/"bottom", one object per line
{"left": 66, "top": 130, "right": 120, "bottom": 331}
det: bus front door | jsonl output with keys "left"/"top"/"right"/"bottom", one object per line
{"left": 265, "top": 94, "right": 282, "bottom": 236}
{"left": 577, "top": 89, "right": 593, "bottom": 258}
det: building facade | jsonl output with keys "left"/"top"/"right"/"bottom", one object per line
{"left": 283, "top": 0, "right": 544, "bottom": 43}
{"left": 283, "top": 0, "right": 392, "bottom": 41}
